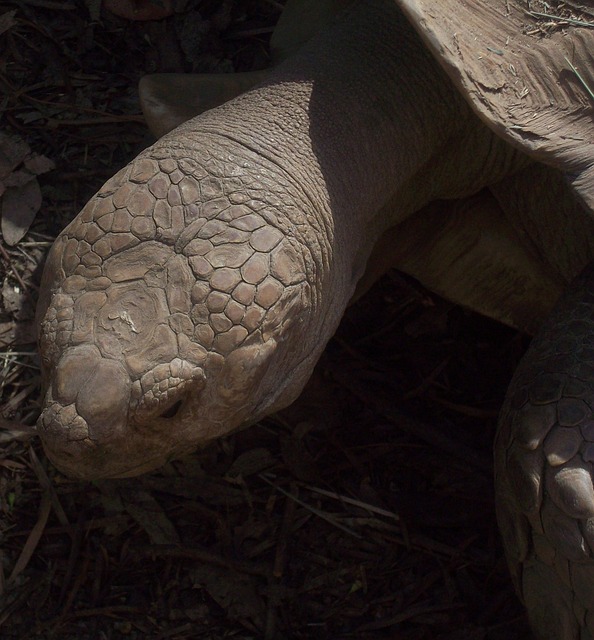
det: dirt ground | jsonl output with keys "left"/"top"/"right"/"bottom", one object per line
{"left": 0, "top": 1, "right": 541, "bottom": 638}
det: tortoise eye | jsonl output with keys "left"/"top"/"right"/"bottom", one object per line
{"left": 159, "top": 400, "right": 183, "bottom": 419}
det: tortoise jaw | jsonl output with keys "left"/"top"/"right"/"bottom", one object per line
{"left": 37, "top": 403, "right": 182, "bottom": 479}
{"left": 40, "top": 436, "right": 172, "bottom": 480}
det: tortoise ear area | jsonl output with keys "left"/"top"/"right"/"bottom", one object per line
{"left": 218, "top": 339, "right": 278, "bottom": 406}
{"left": 216, "top": 336, "right": 316, "bottom": 424}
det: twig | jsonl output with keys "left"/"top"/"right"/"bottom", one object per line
{"left": 564, "top": 56, "right": 594, "bottom": 101}
{"left": 260, "top": 475, "right": 362, "bottom": 539}
{"left": 526, "top": 10, "right": 594, "bottom": 28}
{"left": 304, "top": 485, "right": 400, "bottom": 522}
{"left": 7, "top": 491, "right": 52, "bottom": 584}
{"left": 129, "top": 544, "right": 270, "bottom": 578}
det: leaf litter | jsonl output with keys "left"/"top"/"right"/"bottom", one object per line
{"left": 0, "top": 1, "right": 531, "bottom": 638}
{"left": 0, "top": 132, "right": 54, "bottom": 246}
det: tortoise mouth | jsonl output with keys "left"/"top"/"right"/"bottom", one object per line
{"left": 37, "top": 400, "right": 177, "bottom": 479}
{"left": 37, "top": 342, "right": 209, "bottom": 478}
{"left": 42, "top": 443, "right": 169, "bottom": 480}
{"left": 39, "top": 429, "right": 175, "bottom": 480}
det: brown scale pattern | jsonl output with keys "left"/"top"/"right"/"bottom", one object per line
{"left": 42, "top": 148, "right": 309, "bottom": 382}
{"left": 36, "top": 138, "right": 321, "bottom": 480}
{"left": 496, "top": 264, "right": 594, "bottom": 640}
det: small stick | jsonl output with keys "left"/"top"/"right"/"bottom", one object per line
{"left": 527, "top": 11, "right": 594, "bottom": 28}
{"left": 564, "top": 56, "right": 594, "bottom": 101}
{"left": 260, "top": 475, "right": 362, "bottom": 539}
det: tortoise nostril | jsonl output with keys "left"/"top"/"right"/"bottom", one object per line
{"left": 160, "top": 400, "right": 183, "bottom": 419}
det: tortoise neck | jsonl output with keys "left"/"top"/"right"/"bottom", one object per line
{"left": 177, "top": 0, "right": 467, "bottom": 295}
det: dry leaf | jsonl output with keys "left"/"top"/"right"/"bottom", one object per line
{"left": 0, "top": 133, "right": 30, "bottom": 180}
{"left": 0, "top": 132, "right": 55, "bottom": 245}
{"left": 226, "top": 447, "right": 276, "bottom": 478}
{"left": 189, "top": 565, "right": 266, "bottom": 623}
{"left": 0, "top": 319, "right": 37, "bottom": 348}
{"left": 24, "top": 154, "right": 55, "bottom": 176}
{"left": 4, "top": 169, "right": 37, "bottom": 189}
{"left": 0, "top": 9, "right": 17, "bottom": 37}
{"left": 103, "top": 0, "right": 174, "bottom": 21}
{"left": 1, "top": 180, "right": 42, "bottom": 246}
{"left": 118, "top": 485, "right": 181, "bottom": 545}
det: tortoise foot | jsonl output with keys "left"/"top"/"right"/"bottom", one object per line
{"left": 497, "top": 262, "right": 594, "bottom": 639}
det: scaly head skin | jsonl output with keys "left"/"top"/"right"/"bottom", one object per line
{"left": 37, "top": 138, "right": 327, "bottom": 478}
{"left": 37, "top": 0, "right": 477, "bottom": 479}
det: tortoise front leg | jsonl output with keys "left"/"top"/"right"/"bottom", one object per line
{"left": 496, "top": 263, "right": 594, "bottom": 640}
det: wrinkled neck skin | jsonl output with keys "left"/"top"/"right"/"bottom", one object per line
{"left": 37, "top": 0, "right": 522, "bottom": 479}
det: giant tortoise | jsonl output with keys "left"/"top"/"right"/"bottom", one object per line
{"left": 36, "top": 0, "right": 594, "bottom": 637}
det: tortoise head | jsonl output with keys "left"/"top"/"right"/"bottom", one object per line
{"left": 36, "top": 154, "right": 319, "bottom": 479}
